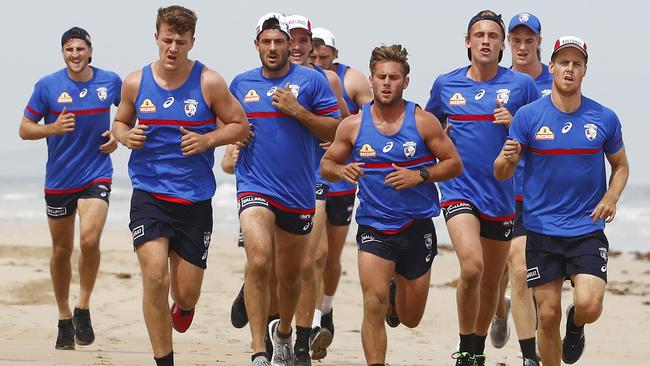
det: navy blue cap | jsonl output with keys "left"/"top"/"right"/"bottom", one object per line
{"left": 61, "top": 27, "right": 92, "bottom": 47}
{"left": 508, "top": 13, "right": 541, "bottom": 34}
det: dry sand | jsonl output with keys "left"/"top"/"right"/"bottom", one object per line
{"left": 1, "top": 221, "right": 649, "bottom": 365}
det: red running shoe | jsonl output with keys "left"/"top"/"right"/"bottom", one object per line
{"left": 171, "top": 303, "right": 195, "bottom": 333}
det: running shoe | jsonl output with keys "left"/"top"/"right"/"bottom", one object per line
{"left": 489, "top": 295, "right": 511, "bottom": 348}
{"left": 252, "top": 354, "right": 272, "bottom": 366}
{"left": 294, "top": 344, "right": 311, "bottom": 366}
{"left": 474, "top": 353, "right": 486, "bottom": 366}
{"left": 451, "top": 351, "right": 475, "bottom": 366}
{"left": 562, "top": 304, "right": 585, "bottom": 364}
{"left": 385, "top": 279, "right": 400, "bottom": 327}
{"left": 522, "top": 358, "right": 540, "bottom": 366}
{"left": 231, "top": 283, "right": 248, "bottom": 328}
{"left": 268, "top": 319, "right": 295, "bottom": 366}
{"left": 309, "top": 326, "right": 332, "bottom": 360}
{"left": 171, "top": 303, "right": 195, "bottom": 333}
{"left": 55, "top": 319, "right": 75, "bottom": 350}
{"left": 321, "top": 308, "right": 335, "bottom": 338}
{"left": 73, "top": 307, "right": 95, "bottom": 345}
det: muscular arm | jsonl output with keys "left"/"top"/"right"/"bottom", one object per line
{"left": 590, "top": 147, "right": 629, "bottom": 223}
{"left": 112, "top": 71, "right": 142, "bottom": 148}
{"left": 19, "top": 107, "right": 76, "bottom": 140}
{"left": 272, "top": 84, "right": 341, "bottom": 142}
{"left": 325, "top": 70, "right": 350, "bottom": 119}
{"left": 345, "top": 68, "right": 373, "bottom": 107}
{"left": 416, "top": 108, "right": 463, "bottom": 182}
{"left": 494, "top": 139, "right": 522, "bottom": 180}
{"left": 201, "top": 68, "right": 249, "bottom": 147}
{"left": 320, "top": 114, "right": 363, "bottom": 183}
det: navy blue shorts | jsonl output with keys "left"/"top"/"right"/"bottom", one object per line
{"left": 325, "top": 192, "right": 355, "bottom": 226}
{"left": 441, "top": 200, "right": 514, "bottom": 241}
{"left": 513, "top": 199, "right": 526, "bottom": 238}
{"left": 45, "top": 181, "right": 111, "bottom": 218}
{"left": 129, "top": 189, "right": 213, "bottom": 269}
{"left": 357, "top": 219, "right": 437, "bottom": 280}
{"left": 526, "top": 230, "right": 609, "bottom": 288}
{"left": 315, "top": 183, "right": 329, "bottom": 201}
{"left": 237, "top": 192, "right": 314, "bottom": 235}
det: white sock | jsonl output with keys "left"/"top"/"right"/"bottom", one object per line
{"left": 312, "top": 309, "right": 322, "bottom": 328}
{"left": 321, "top": 295, "right": 334, "bottom": 314}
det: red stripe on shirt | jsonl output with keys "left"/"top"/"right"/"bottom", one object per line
{"left": 326, "top": 188, "right": 356, "bottom": 197}
{"left": 515, "top": 195, "right": 524, "bottom": 202}
{"left": 237, "top": 192, "right": 315, "bottom": 215}
{"left": 44, "top": 178, "right": 112, "bottom": 194}
{"left": 151, "top": 193, "right": 194, "bottom": 205}
{"left": 362, "top": 155, "right": 434, "bottom": 169}
{"left": 139, "top": 118, "right": 216, "bottom": 127}
{"left": 26, "top": 105, "right": 44, "bottom": 119}
{"left": 315, "top": 105, "right": 340, "bottom": 115}
{"left": 449, "top": 114, "right": 495, "bottom": 121}
{"left": 51, "top": 108, "right": 110, "bottom": 116}
{"left": 529, "top": 147, "right": 602, "bottom": 155}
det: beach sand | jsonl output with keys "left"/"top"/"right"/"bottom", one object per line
{"left": 1, "top": 221, "right": 649, "bottom": 365}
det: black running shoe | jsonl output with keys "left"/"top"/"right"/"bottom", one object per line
{"left": 231, "top": 283, "right": 248, "bottom": 328}
{"left": 451, "top": 351, "right": 475, "bottom": 366}
{"left": 294, "top": 345, "right": 312, "bottom": 366}
{"left": 321, "top": 308, "right": 335, "bottom": 338}
{"left": 73, "top": 308, "right": 95, "bottom": 346}
{"left": 55, "top": 319, "right": 75, "bottom": 350}
{"left": 562, "top": 304, "right": 585, "bottom": 364}
{"left": 265, "top": 332, "right": 273, "bottom": 359}
{"left": 473, "top": 353, "right": 485, "bottom": 366}
{"left": 385, "top": 279, "right": 400, "bottom": 327}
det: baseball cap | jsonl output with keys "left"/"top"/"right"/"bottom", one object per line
{"left": 508, "top": 12, "right": 541, "bottom": 34}
{"left": 286, "top": 14, "right": 312, "bottom": 35}
{"left": 61, "top": 27, "right": 92, "bottom": 47}
{"left": 312, "top": 27, "right": 336, "bottom": 49}
{"left": 255, "top": 12, "right": 290, "bottom": 39}
{"left": 552, "top": 36, "right": 588, "bottom": 62}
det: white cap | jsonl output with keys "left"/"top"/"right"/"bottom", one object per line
{"left": 552, "top": 35, "right": 588, "bottom": 62}
{"left": 255, "top": 12, "right": 290, "bottom": 39}
{"left": 286, "top": 14, "right": 312, "bottom": 34}
{"left": 312, "top": 27, "right": 336, "bottom": 49}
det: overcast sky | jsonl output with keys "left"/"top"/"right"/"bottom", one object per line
{"left": 3, "top": 0, "right": 647, "bottom": 185}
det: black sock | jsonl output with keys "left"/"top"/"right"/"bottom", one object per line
{"left": 370, "top": 364, "right": 385, "bottom": 366}
{"left": 154, "top": 351, "right": 173, "bottom": 366}
{"left": 519, "top": 337, "right": 538, "bottom": 361}
{"left": 251, "top": 352, "right": 268, "bottom": 362}
{"left": 295, "top": 326, "right": 311, "bottom": 350}
{"left": 459, "top": 333, "right": 474, "bottom": 353}
{"left": 473, "top": 334, "right": 487, "bottom": 355}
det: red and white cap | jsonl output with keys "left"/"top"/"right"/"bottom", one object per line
{"left": 552, "top": 36, "right": 588, "bottom": 62}
{"left": 312, "top": 27, "right": 336, "bottom": 49}
{"left": 255, "top": 12, "right": 290, "bottom": 39}
{"left": 286, "top": 14, "right": 312, "bottom": 35}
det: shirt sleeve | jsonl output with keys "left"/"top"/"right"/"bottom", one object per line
{"left": 603, "top": 109, "right": 624, "bottom": 154}
{"left": 310, "top": 71, "right": 341, "bottom": 118}
{"left": 113, "top": 73, "right": 123, "bottom": 107}
{"left": 425, "top": 76, "right": 445, "bottom": 123}
{"left": 509, "top": 107, "right": 530, "bottom": 154}
{"left": 24, "top": 80, "right": 48, "bottom": 123}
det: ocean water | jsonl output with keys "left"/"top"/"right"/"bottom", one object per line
{"left": 0, "top": 174, "right": 648, "bottom": 252}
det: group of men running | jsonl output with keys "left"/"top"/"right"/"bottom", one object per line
{"left": 21, "top": 5, "right": 628, "bottom": 366}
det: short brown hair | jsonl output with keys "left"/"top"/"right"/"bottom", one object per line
{"left": 156, "top": 6, "right": 197, "bottom": 36}
{"left": 369, "top": 44, "right": 410, "bottom": 76}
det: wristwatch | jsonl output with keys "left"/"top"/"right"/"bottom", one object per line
{"left": 419, "top": 168, "right": 430, "bottom": 184}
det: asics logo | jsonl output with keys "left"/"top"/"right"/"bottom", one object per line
{"left": 562, "top": 122, "right": 573, "bottom": 134}
{"left": 163, "top": 97, "right": 175, "bottom": 108}
{"left": 267, "top": 86, "right": 278, "bottom": 96}
{"left": 474, "top": 89, "right": 485, "bottom": 100}
{"left": 79, "top": 88, "right": 88, "bottom": 98}
{"left": 383, "top": 142, "right": 394, "bottom": 153}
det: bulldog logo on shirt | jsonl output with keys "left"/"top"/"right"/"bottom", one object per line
{"left": 96, "top": 87, "right": 108, "bottom": 101}
{"left": 584, "top": 123, "right": 598, "bottom": 141}
{"left": 496, "top": 88, "right": 511, "bottom": 104}
{"left": 288, "top": 84, "right": 300, "bottom": 98}
{"left": 403, "top": 141, "right": 417, "bottom": 158}
{"left": 184, "top": 99, "right": 198, "bottom": 117}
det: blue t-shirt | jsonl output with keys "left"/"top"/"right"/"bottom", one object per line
{"left": 515, "top": 63, "right": 553, "bottom": 200}
{"left": 130, "top": 61, "right": 217, "bottom": 203}
{"left": 230, "top": 63, "right": 340, "bottom": 211}
{"left": 354, "top": 101, "right": 440, "bottom": 231}
{"left": 24, "top": 67, "right": 121, "bottom": 193}
{"left": 509, "top": 95, "right": 624, "bottom": 236}
{"left": 425, "top": 66, "right": 538, "bottom": 219}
